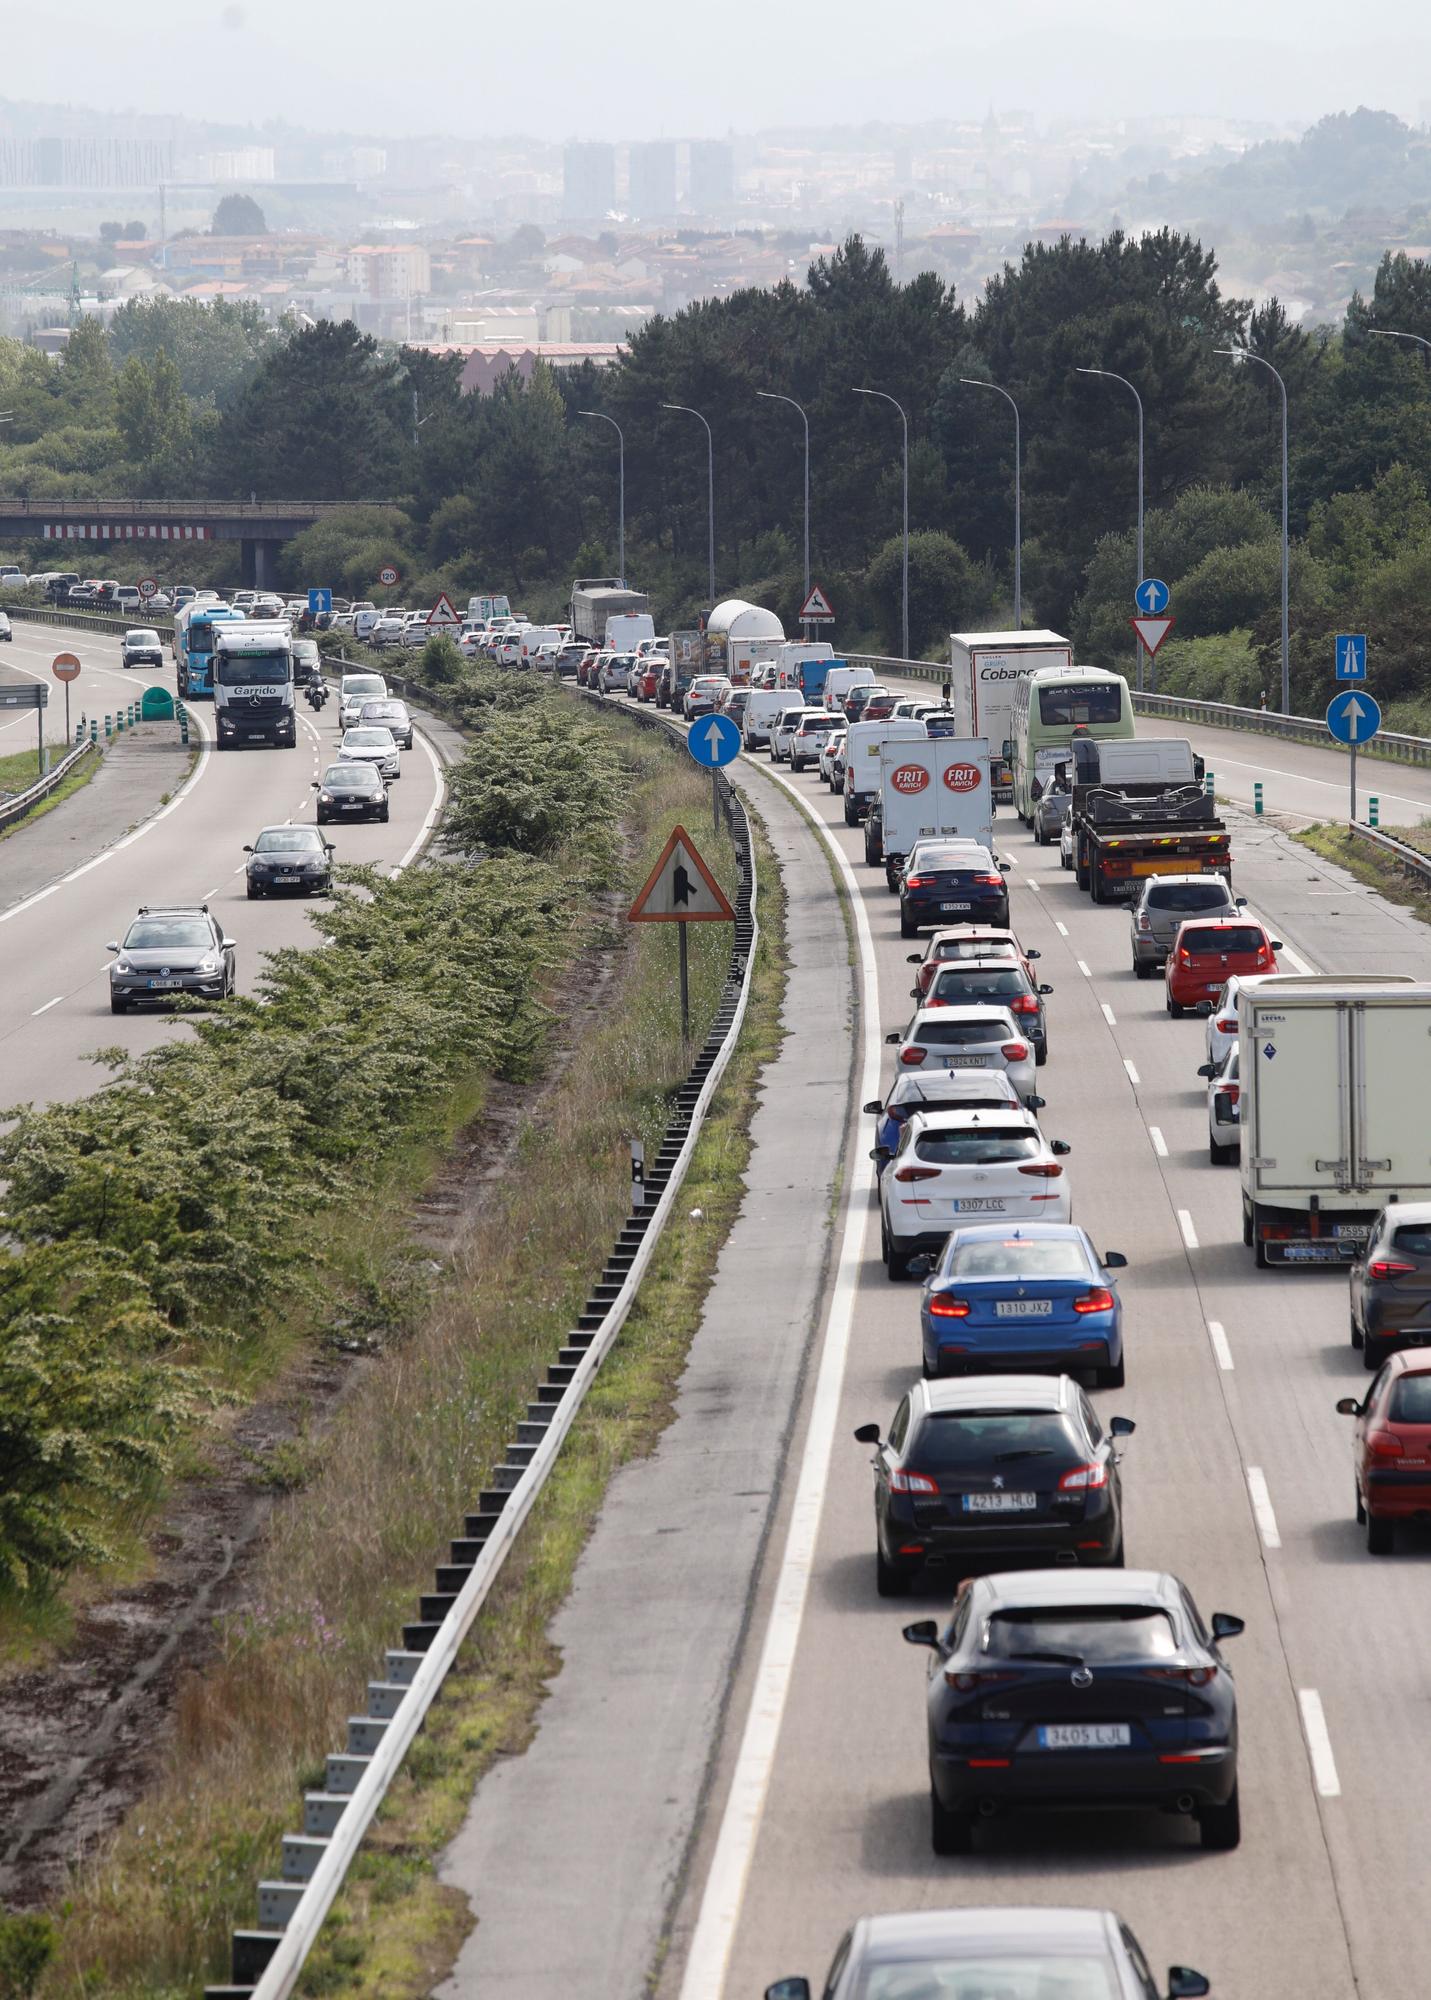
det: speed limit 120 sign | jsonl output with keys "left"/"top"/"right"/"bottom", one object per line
{"left": 378, "top": 564, "right": 400, "bottom": 588}
{"left": 138, "top": 576, "right": 157, "bottom": 598}
{"left": 943, "top": 762, "right": 982, "bottom": 792}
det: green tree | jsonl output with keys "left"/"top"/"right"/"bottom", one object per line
{"left": 865, "top": 530, "right": 996, "bottom": 657}
{"left": 213, "top": 191, "right": 267, "bottom": 234}
{"left": 109, "top": 295, "right": 277, "bottom": 409}
{"left": 216, "top": 321, "right": 408, "bottom": 500}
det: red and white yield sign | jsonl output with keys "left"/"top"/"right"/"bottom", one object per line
{"left": 1131, "top": 614, "right": 1175, "bottom": 659}
{"left": 51, "top": 650, "right": 81, "bottom": 683}
{"left": 628, "top": 826, "right": 734, "bottom": 923}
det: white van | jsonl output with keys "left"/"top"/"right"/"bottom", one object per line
{"left": 825, "top": 664, "right": 877, "bottom": 714}
{"left": 519, "top": 624, "right": 564, "bottom": 667}
{"left": 606, "top": 611, "right": 656, "bottom": 654}
{"left": 745, "top": 686, "right": 804, "bottom": 749}
{"left": 842, "top": 717, "right": 928, "bottom": 825}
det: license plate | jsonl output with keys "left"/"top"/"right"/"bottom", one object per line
{"left": 953, "top": 1197, "right": 1006, "bottom": 1212}
{"left": 941, "top": 1055, "right": 988, "bottom": 1068}
{"left": 995, "top": 1299, "right": 1052, "bottom": 1317}
{"left": 148, "top": 978, "right": 183, "bottom": 989}
{"left": 1283, "top": 1243, "right": 1346, "bottom": 1263}
{"left": 1334, "top": 1224, "right": 1371, "bottom": 1240}
{"left": 342, "top": 802, "right": 363, "bottom": 810}
{"left": 941, "top": 901, "right": 971, "bottom": 911}
{"left": 962, "top": 1490, "right": 1036, "bottom": 1512}
{"left": 274, "top": 875, "right": 299, "bottom": 884}
{"left": 1037, "top": 1723, "right": 1131, "bottom": 1750}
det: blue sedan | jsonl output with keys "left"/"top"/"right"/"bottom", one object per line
{"left": 915, "top": 1222, "right": 1128, "bottom": 1386}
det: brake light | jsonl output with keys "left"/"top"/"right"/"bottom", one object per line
{"left": 1219, "top": 1083, "right": 1240, "bottom": 1107}
{"left": 974, "top": 873, "right": 1004, "bottom": 887}
{"left": 1255, "top": 948, "right": 1272, "bottom": 968}
{"left": 1369, "top": 1430, "right": 1405, "bottom": 1458}
{"left": 1057, "top": 1461, "right": 1108, "bottom": 1491}
{"left": 889, "top": 1467, "right": 939, "bottom": 1494}
{"left": 900, "top": 1046, "right": 927, "bottom": 1065}
{"left": 1010, "top": 995, "right": 1039, "bottom": 1014}
{"left": 893, "top": 1164, "right": 940, "bottom": 1182}
{"left": 1136, "top": 914, "right": 1151, "bottom": 932}
{"left": 945, "top": 1669, "right": 1017, "bottom": 1691}
{"left": 1072, "top": 1288, "right": 1114, "bottom": 1314}
{"left": 1001, "top": 1041, "right": 1030, "bottom": 1061}
{"left": 1178, "top": 948, "right": 1192, "bottom": 966}
{"left": 927, "top": 996, "right": 948, "bottom": 1008}
{"left": 1216, "top": 1016, "right": 1237, "bottom": 1033}
{"left": 1018, "top": 1161, "right": 1063, "bottom": 1178}
{"left": 1143, "top": 1665, "right": 1218, "bottom": 1687}
{"left": 927, "top": 1294, "right": 971, "bottom": 1317}
{"left": 1369, "top": 1260, "right": 1416, "bottom": 1280}
{"left": 905, "top": 875, "right": 933, "bottom": 889}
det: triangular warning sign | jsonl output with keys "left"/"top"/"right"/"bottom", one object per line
{"left": 1131, "top": 614, "right": 1174, "bottom": 658}
{"left": 628, "top": 825, "right": 735, "bottom": 924}
{"left": 799, "top": 583, "right": 836, "bottom": 621}
{"left": 427, "top": 591, "right": 460, "bottom": 627}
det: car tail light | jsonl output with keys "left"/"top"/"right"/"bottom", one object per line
{"left": 1136, "top": 913, "right": 1151, "bottom": 932}
{"left": 1369, "top": 1260, "right": 1416, "bottom": 1280}
{"left": 945, "top": 1668, "right": 1016, "bottom": 1691}
{"left": 1072, "top": 1288, "right": 1115, "bottom": 1314}
{"left": 1219, "top": 1083, "right": 1241, "bottom": 1107}
{"left": 1018, "top": 1161, "right": 1063, "bottom": 1178}
{"left": 927, "top": 996, "right": 948, "bottom": 1008}
{"left": 893, "top": 1164, "right": 940, "bottom": 1182}
{"left": 905, "top": 875, "right": 933, "bottom": 890}
{"left": 927, "top": 1294, "right": 971, "bottom": 1318}
{"left": 1145, "top": 1665, "right": 1218, "bottom": 1688}
{"left": 889, "top": 1467, "right": 939, "bottom": 1494}
{"left": 974, "top": 873, "right": 1004, "bottom": 887}
{"left": 1369, "top": 1430, "right": 1405, "bottom": 1458}
{"left": 1001, "top": 1041, "right": 1030, "bottom": 1061}
{"left": 1057, "top": 1461, "right": 1108, "bottom": 1491}
{"left": 1178, "top": 947, "right": 1192, "bottom": 966}
{"left": 900, "top": 1046, "right": 927, "bottom": 1066}
{"left": 1215, "top": 1015, "right": 1237, "bottom": 1033}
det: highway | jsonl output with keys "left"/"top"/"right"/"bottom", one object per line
{"left": 0, "top": 625, "right": 448, "bottom": 1110}
{"left": 658, "top": 724, "right": 1431, "bottom": 1999}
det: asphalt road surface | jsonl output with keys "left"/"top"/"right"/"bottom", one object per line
{"left": 0, "top": 625, "right": 447, "bottom": 1109}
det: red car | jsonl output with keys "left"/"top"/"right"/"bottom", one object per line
{"left": 575, "top": 650, "right": 599, "bottom": 687}
{"left": 1338, "top": 1351, "right": 1431, "bottom": 1552}
{"left": 633, "top": 661, "right": 660, "bottom": 702}
{"left": 909, "top": 926, "right": 1040, "bottom": 1001}
{"left": 1165, "top": 915, "right": 1279, "bottom": 1018}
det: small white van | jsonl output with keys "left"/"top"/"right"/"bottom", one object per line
{"left": 824, "top": 664, "right": 877, "bottom": 713}
{"left": 745, "top": 686, "right": 804, "bottom": 749}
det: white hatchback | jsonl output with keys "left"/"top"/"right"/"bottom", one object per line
{"left": 1198, "top": 1043, "right": 1241, "bottom": 1165}
{"left": 879, "top": 1105, "right": 1073, "bottom": 1274}
{"left": 888, "top": 1004, "right": 1038, "bottom": 1106}
{"left": 819, "top": 729, "right": 846, "bottom": 786}
{"left": 1203, "top": 974, "right": 1271, "bottom": 1068}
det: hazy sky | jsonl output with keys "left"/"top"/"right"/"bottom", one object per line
{"left": 14, "top": 0, "right": 1431, "bottom": 139}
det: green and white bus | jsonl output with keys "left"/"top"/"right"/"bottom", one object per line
{"left": 1009, "top": 665, "right": 1135, "bottom": 821}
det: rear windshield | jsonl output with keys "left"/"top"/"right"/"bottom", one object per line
{"left": 1183, "top": 926, "right": 1265, "bottom": 955}
{"left": 933, "top": 937, "right": 1017, "bottom": 962}
{"left": 932, "top": 969, "right": 1029, "bottom": 1001}
{"left": 1391, "top": 1374, "right": 1431, "bottom": 1421}
{"left": 912, "top": 1411, "right": 1070, "bottom": 1470}
{"left": 1147, "top": 882, "right": 1231, "bottom": 912}
{"left": 1391, "top": 1225, "right": 1431, "bottom": 1257}
{"left": 796, "top": 715, "right": 837, "bottom": 731}
{"left": 916, "top": 848, "right": 993, "bottom": 872}
{"left": 947, "top": 1239, "right": 1090, "bottom": 1279}
{"left": 983, "top": 1607, "right": 1177, "bottom": 1661}
{"left": 914, "top": 1017, "right": 1015, "bottom": 1046}
{"left": 1038, "top": 681, "right": 1123, "bottom": 726}
{"left": 914, "top": 1129, "right": 1040, "bottom": 1164}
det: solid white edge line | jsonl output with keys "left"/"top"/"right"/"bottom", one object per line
{"left": 676, "top": 762, "right": 880, "bottom": 2000}
{"left": 1123, "top": 1058, "right": 1140, "bottom": 1085}
{"left": 1298, "top": 1689, "right": 1341, "bottom": 1798}
{"left": 394, "top": 725, "right": 446, "bottom": 872}
{"left": 1246, "top": 1466, "right": 1281, "bottom": 1548}
{"left": 1100, "top": 1001, "right": 1116, "bottom": 1026}
{"left": 1177, "top": 1208, "right": 1200, "bottom": 1250}
{"left": 1206, "top": 1319, "right": 1234, "bottom": 1370}
{"left": 1148, "top": 1124, "right": 1168, "bottom": 1157}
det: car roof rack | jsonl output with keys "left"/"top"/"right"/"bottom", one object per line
{"left": 137, "top": 903, "right": 208, "bottom": 915}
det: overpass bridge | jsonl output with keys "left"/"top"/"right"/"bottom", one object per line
{"left": 0, "top": 497, "right": 356, "bottom": 587}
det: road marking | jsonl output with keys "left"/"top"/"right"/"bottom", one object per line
{"left": 1123, "top": 1058, "right": 1140, "bottom": 1084}
{"left": 1298, "top": 1690, "right": 1341, "bottom": 1797}
{"left": 395, "top": 725, "right": 447, "bottom": 872}
{"left": 1100, "top": 1001, "right": 1116, "bottom": 1026}
{"left": 1246, "top": 1466, "right": 1281, "bottom": 1547}
{"left": 1192, "top": 748, "right": 1428, "bottom": 815}
{"left": 1077, "top": 959, "right": 1091, "bottom": 977}
{"left": 31, "top": 994, "right": 63, "bottom": 1016}
{"left": 1207, "top": 1318, "right": 1234, "bottom": 1370}
{"left": 1177, "top": 1208, "right": 1199, "bottom": 1249}
{"left": 1148, "top": 1124, "right": 1168, "bottom": 1156}
{"left": 677, "top": 758, "right": 880, "bottom": 2000}
{"left": 1054, "top": 921, "right": 1068, "bottom": 936}
{"left": 1242, "top": 903, "right": 1316, "bottom": 975}
{"left": 202, "top": 886, "right": 219, "bottom": 901}
{"left": 1026, "top": 877, "right": 1040, "bottom": 893}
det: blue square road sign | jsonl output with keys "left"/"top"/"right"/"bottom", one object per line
{"left": 1334, "top": 633, "right": 1366, "bottom": 681}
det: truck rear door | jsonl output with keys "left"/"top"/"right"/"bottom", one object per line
{"left": 1353, "top": 999, "right": 1431, "bottom": 1196}
{"left": 1246, "top": 1000, "right": 1348, "bottom": 1196}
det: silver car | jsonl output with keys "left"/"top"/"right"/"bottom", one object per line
{"left": 358, "top": 697, "right": 414, "bottom": 749}
{"left": 1130, "top": 873, "right": 1243, "bottom": 976}
{"left": 107, "top": 904, "right": 235, "bottom": 1014}
{"left": 339, "top": 725, "right": 400, "bottom": 780}
{"left": 1032, "top": 779, "right": 1070, "bottom": 846}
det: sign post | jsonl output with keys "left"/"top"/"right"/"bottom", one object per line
{"left": 1326, "top": 685, "right": 1380, "bottom": 825}
{"left": 52, "top": 650, "right": 81, "bottom": 749}
{"left": 627, "top": 824, "right": 736, "bottom": 1042}
{"left": 1, "top": 681, "right": 47, "bottom": 776}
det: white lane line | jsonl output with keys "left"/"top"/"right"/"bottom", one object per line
{"left": 394, "top": 725, "right": 447, "bottom": 873}
{"left": 1298, "top": 1689, "right": 1342, "bottom": 1798}
{"left": 1246, "top": 1466, "right": 1281, "bottom": 1548}
{"left": 677, "top": 762, "right": 880, "bottom": 2000}
{"left": 1026, "top": 877, "right": 1040, "bottom": 893}
{"left": 31, "top": 994, "right": 63, "bottom": 1016}
{"left": 1077, "top": 959, "right": 1091, "bottom": 977}
{"left": 1177, "top": 1208, "right": 1199, "bottom": 1249}
{"left": 202, "top": 886, "right": 219, "bottom": 901}
{"left": 1206, "top": 1318, "right": 1234, "bottom": 1370}
{"left": 1148, "top": 1124, "right": 1168, "bottom": 1157}
{"left": 1100, "top": 1001, "right": 1116, "bottom": 1026}
{"left": 1123, "top": 1058, "right": 1140, "bottom": 1085}
{"left": 1054, "top": 920, "right": 1068, "bottom": 936}
{"left": 1197, "top": 749, "right": 1428, "bottom": 815}
{"left": 1243, "top": 902, "right": 1316, "bottom": 976}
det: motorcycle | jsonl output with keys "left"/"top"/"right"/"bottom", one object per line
{"left": 305, "top": 681, "right": 329, "bottom": 710}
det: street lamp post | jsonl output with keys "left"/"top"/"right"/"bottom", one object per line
{"left": 852, "top": 386, "right": 909, "bottom": 660}
{"left": 756, "top": 390, "right": 810, "bottom": 618}
{"left": 1369, "top": 328, "right": 1431, "bottom": 360}
{"left": 1076, "top": 365, "right": 1146, "bottom": 689}
{"left": 578, "top": 410, "right": 625, "bottom": 582}
{"left": 662, "top": 402, "right": 715, "bottom": 604}
{"left": 1216, "top": 347, "right": 1290, "bottom": 715}
{"left": 958, "top": 377, "right": 1021, "bottom": 628}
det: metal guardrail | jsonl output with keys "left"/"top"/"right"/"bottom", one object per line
{"left": 1131, "top": 688, "right": 1431, "bottom": 768}
{"left": 9, "top": 602, "right": 177, "bottom": 638}
{"left": 0, "top": 737, "right": 96, "bottom": 830}
{"left": 212, "top": 723, "right": 758, "bottom": 2000}
{"left": 1347, "top": 820, "right": 1431, "bottom": 884}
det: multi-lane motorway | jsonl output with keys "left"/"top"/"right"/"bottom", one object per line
{"left": 653, "top": 714, "right": 1431, "bottom": 1999}
{"left": 0, "top": 624, "right": 449, "bottom": 1110}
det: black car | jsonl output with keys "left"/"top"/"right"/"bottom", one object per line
{"left": 900, "top": 842, "right": 1010, "bottom": 938}
{"left": 925, "top": 957, "right": 1054, "bottom": 1064}
{"left": 313, "top": 762, "right": 388, "bottom": 824}
{"left": 903, "top": 1567, "right": 1243, "bottom": 1854}
{"left": 842, "top": 682, "right": 890, "bottom": 725}
{"left": 45, "top": 572, "right": 80, "bottom": 602}
{"left": 855, "top": 1375, "right": 1131, "bottom": 1597}
{"left": 244, "top": 824, "right": 334, "bottom": 898}
{"left": 107, "top": 904, "right": 236, "bottom": 1014}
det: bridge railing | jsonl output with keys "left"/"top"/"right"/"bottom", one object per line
{"left": 10, "top": 603, "right": 176, "bottom": 638}
{"left": 0, "top": 496, "right": 358, "bottom": 521}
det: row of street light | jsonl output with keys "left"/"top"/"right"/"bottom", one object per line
{"left": 577, "top": 327, "right": 1431, "bottom": 713}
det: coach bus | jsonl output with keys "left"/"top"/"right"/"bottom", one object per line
{"left": 1009, "top": 664, "right": 1135, "bottom": 821}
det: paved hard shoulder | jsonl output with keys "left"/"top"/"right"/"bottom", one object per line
{"left": 1, "top": 725, "right": 193, "bottom": 912}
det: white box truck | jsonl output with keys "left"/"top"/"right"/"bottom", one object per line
{"left": 842, "top": 717, "right": 928, "bottom": 825}
{"left": 948, "top": 630, "right": 1073, "bottom": 802}
{"left": 869, "top": 737, "right": 993, "bottom": 885}
{"left": 1237, "top": 974, "right": 1431, "bottom": 1267}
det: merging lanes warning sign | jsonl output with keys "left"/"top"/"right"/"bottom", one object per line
{"left": 628, "top": 825, "right": 735, "bottom": 923}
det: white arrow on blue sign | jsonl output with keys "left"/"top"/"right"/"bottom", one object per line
{"left": 1334, "top": 632, "right": 1367, "bottom": 681}
{"left": 308, "top": 587, "right": 332, "bottom": 616}
{"left": 1135, "top": 576, "right": 1170, "bottom": 615}
{"left": 686, "top": 713, "right": 742, "bottom": 768}
{"left": 1325, "top": 688, "right": 1381, "bottom": 745}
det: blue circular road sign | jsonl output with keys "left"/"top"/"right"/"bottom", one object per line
{"left": 687, "top": 713, "right": 742, "bottom": 768}
{"left": 1325, "top": 689, "right": 1381, "bottom": 746}
{"left": 1135, "top": 576, "right": 1170, "bottom": 615}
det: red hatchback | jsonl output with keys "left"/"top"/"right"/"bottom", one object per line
{"left": 1338, "top": 1352, "right": 1431, "bottom": 1552}
{"left": 1165, "top": 916, "right": 1279, "bottom": 1017}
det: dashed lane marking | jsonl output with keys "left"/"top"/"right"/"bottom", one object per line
{"left": 1247, "top": 1466, "right": 1281, "bottom": 1548}
{"left": 1207, "top": 1319, "right": 1234, "bottom": 1370}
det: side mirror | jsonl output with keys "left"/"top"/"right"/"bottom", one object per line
{"left": 1029, "top": 1095, "right": 1046, "bottom": 1110}
{"left": 998, "top": 858, "right": 1012, "bottom": 871}
{"left": 1196, "top": 1062, "right": 1215, "bottom": 1078}
{"left": 1235, "top": 896, "right": 1248, "bottom": 907}
{"left": 885, "top": 1030, "right": 902, "bottom": 1044}
{"left": 1103, "top": 1251, "right": 1127, "bottom": 1268}
{"left": 242, "top": 844, "right": 253, "bottom": 853}
{"left": 1025, "top": 948, "right": 1041, "bottom": 959}
{"left": 906, "top": 1254, "right": 934, "bottom": 1279}
{"left": 1030, "top": 779, "right": 1043, "bottom": 800}
{"left": 1167, "top": 1973, "right": 1210, "bottom": 2000}
{"left": 1051, "top": 1139, "right": 1072, "bottom": 1156}
{"left": 869, "top": 1146, "right": 891, "bottom": 1163}
{"left": 1038, "top": 983, "right": 1054, "bottom": 995}
{"left": 324, "top": 842, "right": 335, "bottom": 855}
{"left": 1195, "top": 1001, "right": 1214, "bottom": 1016}
{"left": 902, "top": 1619, "right": 940, "bottom": 1649}
{"left": 1335, "top": 1397, "right": 1362, "bottom": 1417}
{"left": 766, "top": 1981, "right": 812, "bottom": 2000}
{"left": 852, "top": 1422, "right": 881, "bottom": 1445}
{"left": 1109, "top": 1416, "right": 1136, "bottom": 1437}
{"left": 1271, "top": 940, "right": 1284, "bottom": 952}
{"left": 862, "top": 1099, "right": 885, "bottom": 1115}
{"left": 105, "top": 940, "right": 119, "bottom": 952}
{"left": 221, "top": 937, "right": 236, "bottom": 950}
{"left": 906, "top": 953, "right": 922, "bottom": 964}
{"left": 311, "top": 780, "right": 320, "bottom": 790}
{"left": 1210, "top": 1613, "right": 1244, "bottom": 1643}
